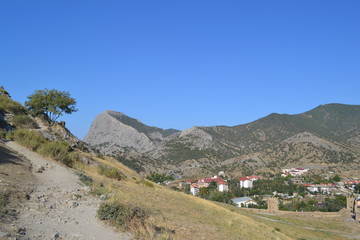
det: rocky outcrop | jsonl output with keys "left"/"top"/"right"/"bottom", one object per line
{"left": 84, "top": 111, "right": 179, "bottom": 155}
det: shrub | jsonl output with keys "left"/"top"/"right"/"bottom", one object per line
{"left": 76, "top": 172, "right": 94, "bottom": 186}
{"left": 12, "top": 115, "right": 39, "bottom": 129}
{"left": 0, "top": 95, "right": 26, "bottom": 114}
{"left": 98, "top": 165, "right": 126, "bottom": 181}
{"left": 143, "top": 180, "right": 154, "bottom": 188}
{"left": 97, "top": 202, "right": 151, "bottom": 231}
{"left": 0, "top": 129, "right": 7, "bottom": 139}
{"left": 6, "top": 129, "right": 46, "bottom": 151}
{"left": 38, "top": 141, "right": 73, "bottom": 167}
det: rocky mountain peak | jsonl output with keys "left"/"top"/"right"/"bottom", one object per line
{"left": 84, "top": 110, "right": 180, "bottom": 155}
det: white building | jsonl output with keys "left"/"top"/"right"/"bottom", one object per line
{"left": 190, "top": 185, "right": 199, "bottom": 196}
{"left": 240, "top": 177, "right": 253, "bottom": 188}
{"left": 281, "top": 168, "right": 309, "bottom": 177}
{"left": 218, "top": 183, "right": 229, "bottom": 192}
{"left": 231, "top": 197, "right": 257, "bottom": 208}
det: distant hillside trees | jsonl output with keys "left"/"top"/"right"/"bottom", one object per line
{"left": 25, "top": 89, "right": 77, "bottom": 123}
{"left": 146, "top": 172, "right": 174, "bottom": 184}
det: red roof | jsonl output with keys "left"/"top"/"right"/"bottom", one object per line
{"left": 198, "top": 178, "right": 225, "bottom": 184}
{"left": 240, "top": 177, "right": 250, "bottom": 181}
{"left": 296, "top": 168, "right": 305, "bottom": 170}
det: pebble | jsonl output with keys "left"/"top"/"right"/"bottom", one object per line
{"left": 53, "top": 232, "right": 60, "bottom": 239}
{"left": 36, "top": 165, "right": 45, "bottom": 173}
{"left": 17, "top": 227, "right": 26, "bottom": 235}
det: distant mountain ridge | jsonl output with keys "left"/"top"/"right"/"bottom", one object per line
{"left": 84, "top": 104, "right": 360, "bottom": 177}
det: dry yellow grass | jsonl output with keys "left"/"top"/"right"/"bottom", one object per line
{"left": 73, "top": 152, "right": 360, "bottom": 240}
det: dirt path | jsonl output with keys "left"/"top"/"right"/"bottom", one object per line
{"left": 4, "top": 141, "right": 132, "bottom": 240}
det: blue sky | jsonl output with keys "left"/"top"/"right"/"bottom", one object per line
{"left": 1, "top": 1, "right": 359, "bottom": 139}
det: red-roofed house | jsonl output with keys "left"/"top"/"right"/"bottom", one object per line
{"left": 240, "top": 177, "right": 253, "bottom": 188}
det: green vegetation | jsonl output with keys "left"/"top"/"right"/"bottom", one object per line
{"left": 25, "top": 88, "right": 77, "bottom": 123}
{"left": 76, "top": 172, "right": 94, "bottom": 186}
{"left": 108, "top": 111, "right": 179, "bottom": 138}
{"left": 98, "top": 165, "right": 126, "bottom": 181}
{"left": 0, "top": 95, "right": 26, "bottom": 114}
{"left": 279, "top": 195, "right": 346, "bottom": 212}
{"left": 115, "top": 155, "right": 145, "bottom": 173}
{"left": 0, "top": 86, "right": 9, "bottom": 96}
{"left": 146, "top": 172, "right": 174, "bottom": 184}
{"left": 97, "top": 201, "right": 151, "bottom": 233}
{"left": 38, "top": 141, "right": 74, "bottom": 167}
{"left": 6, "top": 129, "right": 75, "bottom": 166}
{"left": 249, "top": 177, "right": 306, "bottom": 196}
{"left": 12, "top": 115, "right": 39, "bottom": 129}
{"left": 0, "top": 129, "right": 7, "bottom": 139}
{"left": 6, "top": 129, "right": 46, "bottom": 151}
{"left": 164, "top": 142, "right": 217, "bottom": 163}
{"left": 354, "top": 183, "right": 360, "bottom": 193}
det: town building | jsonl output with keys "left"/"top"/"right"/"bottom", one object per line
{"left": 231, "top": 197, "right": 257, "bottom": 208}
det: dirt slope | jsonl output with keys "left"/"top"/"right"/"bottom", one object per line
{"left": 3, "top": 141, "right": 132, "bottom": 240}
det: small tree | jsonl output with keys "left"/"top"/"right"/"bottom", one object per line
{"left": 332, "top": 175, "right": 341, "bottom": 182}
{"left": 25, "top": 89, "right": 77, "bottom": 123}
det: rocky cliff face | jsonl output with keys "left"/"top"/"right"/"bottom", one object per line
{"left": 84, "top": 111, "right": 180, "bottom": 155}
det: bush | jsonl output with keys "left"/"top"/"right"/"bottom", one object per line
{"left": 97, "top": 202, "right": 150, "bottom": 231}
{"left": 38, "top": 141, "right": 73, "bottom": 167}
{"left": 6, "top": 129, "right": 46, "bottom": 151}
{"left": 12, "top": 115, "right": 39, "bottom": 129}
{"left": 0, "top": 95, "right": 26, "bottom": 114}
{"left": 0, "top": 129, "right": 7, "bottom": 139}
{"left": 98, "top": 165, "right": 126, "bottom": 181}
{"left": 76, "top": 172, "right": 94, "bottom": 186}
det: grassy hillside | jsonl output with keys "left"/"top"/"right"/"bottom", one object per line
{"left": 74, "top": 154, "right": 359, "bottom": 240}
{"left": 1, "top": 88, "right": 359, "bottom": 239}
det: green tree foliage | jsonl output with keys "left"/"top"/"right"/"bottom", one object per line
{"left": 279, "top": 195, "right": 346, "bottom": 212}
{"left": 354, "top": 183, "right": 360, "bottom": 194}
{"left": 332, "top": 175, "right": 341, "bottom": 182}
{"left": 207, "top": 181, "right": 218, "bottom": 190}
{"left": 146, "top": 172, "right": 174, "bottom": 184}
{"left": 25, "top": 89, "right": 77, "bottom": 123}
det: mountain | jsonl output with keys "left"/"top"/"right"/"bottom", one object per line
{"left": 83, "top": 110, "right": 180, "bottom": 155}
{"left": 84, "top": 104, "right": 360, "bottom": 177}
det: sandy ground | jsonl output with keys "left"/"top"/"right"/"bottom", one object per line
{"left": 3, "top": 141, "right": 132, "bottom": 240}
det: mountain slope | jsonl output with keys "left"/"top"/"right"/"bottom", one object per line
{"left": 84, "top": 110, "right": 180, "bottom": 155}
{"left": 85, "top": 104, "right": 360, "bottom": 177}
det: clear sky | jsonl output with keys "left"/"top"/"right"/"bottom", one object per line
{"left": 1, "top": 1, "right": 359, "bottom": 139}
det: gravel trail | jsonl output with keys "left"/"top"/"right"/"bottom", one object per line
{"left": 5, "top": 141, "right": 132, "bottom": 240}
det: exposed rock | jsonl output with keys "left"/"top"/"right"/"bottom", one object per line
{"left": 17, "top": 227, "right": 26, "bottom": 235}
{"left": 36, "top": 165, "right": 45, "bottom": 173}
{"left": 84, "top": 111, "right": 179, "bottom": 155}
